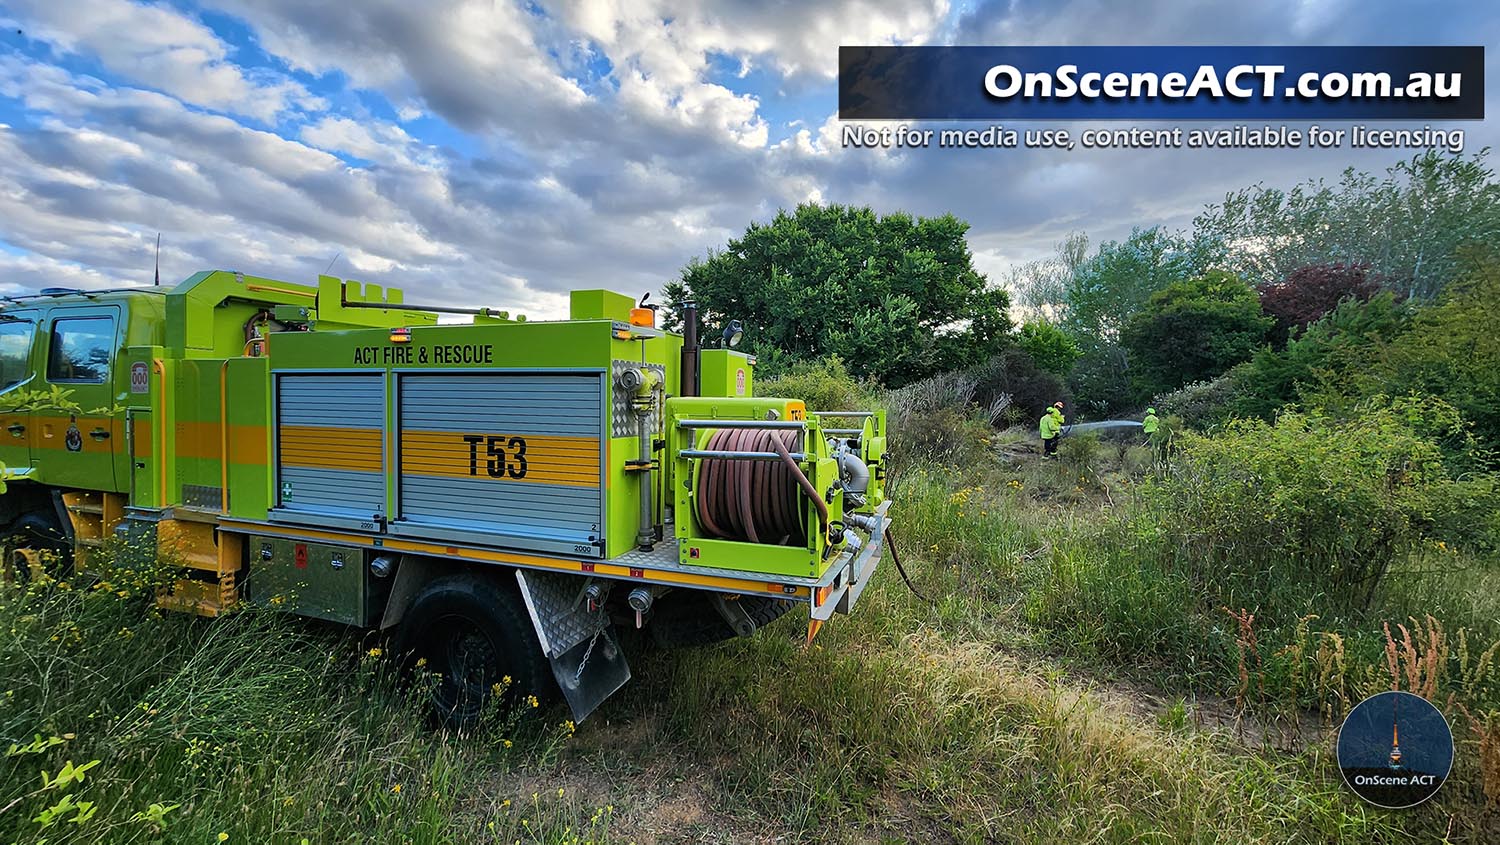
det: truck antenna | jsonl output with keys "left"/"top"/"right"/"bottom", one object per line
{"left": 153, "top": 233, "right": 161, "bottom": 286}
{"left": 324, "top": 251, "right": 342, "bottom": 275}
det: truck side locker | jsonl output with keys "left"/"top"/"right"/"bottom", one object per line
{"left": 271, "top": 373, "right": 387, "bottom": 530}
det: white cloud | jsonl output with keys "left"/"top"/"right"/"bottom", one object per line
{"left": 299, "top": 116, "right": 430, "bottom": 167}
{"left": 552, "top": 0, "right": 949, "bottom": 80}
{"left": 4, "top": 0, "right": 320, "bottom": 121}
{"left": 206, "top": 0, "right": 589, "bottom": 135}
{"left": 2, "top": 0, "right": 1496, "bottom": 322}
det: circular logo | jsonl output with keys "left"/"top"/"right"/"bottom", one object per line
{"left": 64, "top": 422, "right": 83, "bottom": 453}
{"left": 1337, "top": 690, "right": 1453, "bottom": 808}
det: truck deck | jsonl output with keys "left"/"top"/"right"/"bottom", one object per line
{"left": 218, "top": 497, "right": 889, "bottom": 631}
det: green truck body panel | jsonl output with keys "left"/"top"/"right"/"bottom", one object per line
{"left": 697, "top": 349, "right": 754, "bottom": 398}
{"left": 1, "top": 271, "right": 889, "bottom": 631}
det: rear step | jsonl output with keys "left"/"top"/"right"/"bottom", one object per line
{"left": 156, "top": 516, "right": 244, "bottom": 617}
{"left": 61, "top": 491, "right": 126, "bottom": 572}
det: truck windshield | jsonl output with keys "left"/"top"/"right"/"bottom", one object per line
{"left": 0, "top": 319, "right": 34, "bottom": 391}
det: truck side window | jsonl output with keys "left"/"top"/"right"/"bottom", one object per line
{"left": 0, "top": 320, "right": 34, "bottom": 391}
{"left": 47, "top": 316, "right": 115, "bottom": 384}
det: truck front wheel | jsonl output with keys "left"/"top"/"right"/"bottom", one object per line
{"left": 3, "top": 513, "right": 70, "bottom": 583}
{"left": 394, "top": 573, "right": 552, "bottom": 729}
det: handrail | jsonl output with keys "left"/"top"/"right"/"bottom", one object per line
{"left": 152, "top": 359, "right": 167, "bottom": 506}
{"left": 219, "top": 360, "right": 230, "bottom": 512}
{"left": 675, "top": 419, "right": 805, "bottom": 430}
{"left": 679, "top": 449, "right": 809, "bottom": 461}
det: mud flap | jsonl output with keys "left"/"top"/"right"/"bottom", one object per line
{"left": 515, "top": 570, "right": 631, "bottom": 723}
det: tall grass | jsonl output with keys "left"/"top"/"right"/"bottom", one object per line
{"left": 4, "top": 388, "right": 1499, "bottom": 841}
{"left": 0, "top": 568, "right": 601, "bottom": 844}
{"left": 881, "top": 418, "right": 1498, "bottom": 838}
{"left": 624, "top": 582, "right": 1411, "bottom": 844}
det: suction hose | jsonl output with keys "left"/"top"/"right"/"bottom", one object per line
{"left": 695, "top": 428, "right": 829, "bottom": 545}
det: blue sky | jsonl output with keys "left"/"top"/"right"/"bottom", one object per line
{"left": 0, "top": 0, "right": 1495, "bottom": 316}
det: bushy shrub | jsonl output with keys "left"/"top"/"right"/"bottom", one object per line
{"left": 756, "top": 356, "right": 880, "bottom": 412}
{"left": 1356, "top": 256, "right": 1500, "bottom": 450}
{"left": 1121, "top": 444, "right": 1155, "bottom": 474}
{"left": 1057, "top": 432, "right": 1101, "bottom": 470}
{"left": 886, "top": 370, "right": 980, "bottom": 421}
{"left": 1141, "top": 396, "right": 1499, "bottom": 618}
{"left": 884, "top": 372, "right": 995, "bottom": 471}
{"left": 1231, "top": 291, "right": 1410, "bottom": 422}
{"left": 1152, "top": 373, "right": 1242, "bottom": 430}
{"left": 1066, "top": 341, "right": 1134, "bottom": 418}
{"left": 968, "top": 348, "right": 1070, "bottom": 425}
{"left": 1258, "top": 262, "right": 1384, "bottom": 346}
{"left": 1121, "top": 270, "right": 1273, "bottom": 399}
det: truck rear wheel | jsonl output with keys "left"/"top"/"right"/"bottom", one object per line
{"left": 394, "top": 573, "right": 552, "bottom": 729}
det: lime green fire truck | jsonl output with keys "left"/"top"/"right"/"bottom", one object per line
{"left": 0, "top": 271, "right": 890, "bottom": 723}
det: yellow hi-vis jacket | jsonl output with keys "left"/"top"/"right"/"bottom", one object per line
{"left": 1040, "top": 412, "right": 1061, "bottom": 440}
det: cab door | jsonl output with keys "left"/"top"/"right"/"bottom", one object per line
{"left": 0, "top": 310, "right": 39, "bottom": 478}
{"left": 40, "top": 308, "right": 122, "bottom": 492}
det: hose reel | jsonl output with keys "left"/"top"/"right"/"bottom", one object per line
{"left": 694, "top": 427, "right": 828, "bottom": 546}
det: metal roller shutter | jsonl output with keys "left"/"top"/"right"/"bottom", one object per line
{"left": 274, "top": 373, "right": 386, "bottom": 523}
{"left": 394, "top": 372, "right": 605, "bottom": 557}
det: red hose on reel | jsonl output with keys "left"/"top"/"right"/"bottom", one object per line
{"left": 695, "top": 428, "right": 827, "bottom": 545}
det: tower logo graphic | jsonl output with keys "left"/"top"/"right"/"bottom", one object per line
{"left": 1337, "top": 690, "right": 1453, "bottom": 808}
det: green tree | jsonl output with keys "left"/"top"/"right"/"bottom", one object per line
{"left": 1192, "top": 150, "right": 1500, "bottom": 300}
{"left": 1005, "top": 231, "right": 1088, "bottom": 322}
{"left": 1062, "top": 226, "right": 1202, "bottom": 341}
{"left": 1358, "top": 252, "right": 1500, "bottom": 448}
{"left": 1231, "top": 291, "right": 1411, "bottom": 421}
{"left": 663, "top": 204, "right": 1009, "bottom": 386}
{"left": 1016, "top": 321, "right": 1081, "bottom": 376}
{"left": 1059, "top": 226, "right": 1207, "bottom": 416}
{"left": 1121, "top": 271, "right": 1272, "bottom": 399}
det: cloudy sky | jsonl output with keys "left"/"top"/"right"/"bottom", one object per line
{"left": 0, "top": 0, "right": 1495, "bottom": 317}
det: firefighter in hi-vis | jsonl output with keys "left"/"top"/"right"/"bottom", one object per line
{"left": 1142, "top": 406, "right": 1159, "bottom": 446}
{"left": 1040, "top": 401, "right": 1064, "bottom": 458}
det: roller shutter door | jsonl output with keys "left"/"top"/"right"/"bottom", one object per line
{"left": 274, "top": 374, "right": 386, "bottom": 523}
{"left": 395, "top": 373, "right": 605, "bottom": 557}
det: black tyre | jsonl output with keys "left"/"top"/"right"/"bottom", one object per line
{"left": 394, "top": 573, "right": 553, "bottom": 730}
{"left": 3, "top": 513, "right": 70, "bottom": 583}
{"left": 649, "top": 592, "right": 794, "bottom": 648}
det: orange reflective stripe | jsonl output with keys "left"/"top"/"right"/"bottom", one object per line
{"left": 400, "top": 430, "right": 600, "bottom": 487}
{"left": 278, "top": 426, "right": 382, "bottom": 472}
